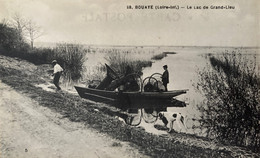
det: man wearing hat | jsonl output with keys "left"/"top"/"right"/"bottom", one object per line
{"left": 52, "top": 60, "right": 63, "bottom": 91}
{"left": 162, "top": 65, "right": 169, "bottom": 91}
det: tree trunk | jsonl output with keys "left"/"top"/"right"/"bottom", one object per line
{"left": 31, "top": 40, "right": 33, "bottom": 49}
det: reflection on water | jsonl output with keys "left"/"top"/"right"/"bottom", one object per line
{"left": 77, "top": 46, "right": 259, "bottom": 136}
{"left": 142, "top": 48, "right": 208, "bottom": 135}
{"left": 141, "top": 47, "right": 259, "bottom": 135}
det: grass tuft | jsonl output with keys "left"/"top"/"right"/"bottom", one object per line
{"left": 50, "top": 43, "right": 86, "bottom": 83}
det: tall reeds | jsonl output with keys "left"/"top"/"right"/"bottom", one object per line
{"left": 196, "top": 51, "right": 260, "bottom": 152}
{"left": 50, "top": 43, "right": 86, "bottom": 84}
{"left": 105, "top": 50, "right": 152, "bottom": 76}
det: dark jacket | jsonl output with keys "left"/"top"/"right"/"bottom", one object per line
{"left": 162, "top": 70, "right": 169, "bottom": 84}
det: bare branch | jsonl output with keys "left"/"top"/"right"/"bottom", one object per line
{"left": 25, "top": 19, "right": 44, "bottom": 49}
{"left": 8, "top": 13, "right": 44, "bottom": 49}
{"left": 11, "top": 13, "right": 27, "bottom": 34}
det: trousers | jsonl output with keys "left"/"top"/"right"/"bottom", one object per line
{"left": 163, "top": 82, "right": 168, "bottom": 91}
{"left": 53, "top": 72, "right": 62, "bottom": 90}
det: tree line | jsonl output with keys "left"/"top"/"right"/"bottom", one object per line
{"left": 0, "top": 13, "right": 43, "bottom": 50}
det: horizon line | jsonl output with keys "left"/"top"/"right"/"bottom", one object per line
{"left": 34, "top": 42, "right": 260, "bottom": 49}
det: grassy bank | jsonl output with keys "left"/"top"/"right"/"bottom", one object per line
{"left": 0, "top": 44, "right": 86, "bottom": 83}
{"left": 0, "top": 60, "right": 233, "bottom": 157}
{"left": 0, "top": 23, "right": 86, "bottom": 82}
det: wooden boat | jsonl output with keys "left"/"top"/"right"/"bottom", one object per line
{"left": 75, "top": 64, "right": 188, "bottom": 110}
{"left": 74, "top": 86, "right": 188, "bottom": 110}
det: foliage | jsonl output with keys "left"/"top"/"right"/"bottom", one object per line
{"left": 50, "top": 43, "right": 86, "bottom": 83}
{"left": 0, "top": 22, "right": 50, "bottom": 65}
{"left": 83, "top": 64, "right": 106, "bottom": 84}
{"left": 0, "top": 22, "right": 29, "bottom": 51}
{"left": 105, "top": 50, "right": 152, "bottom": 76}
{"left": 196, "top": 52, "right": 260, "bottom": 152}
{"left": 0, "top": 24, "right": 86, "bottom": 82}
{"left": 0, "top": 47, "right": 53, "bottom": 65}
{"left": 151, "top": 52, "right": 167, "bottom": 60}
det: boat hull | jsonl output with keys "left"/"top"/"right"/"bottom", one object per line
{"left": 74, "top": 86, "right": 187, "bottom": 109}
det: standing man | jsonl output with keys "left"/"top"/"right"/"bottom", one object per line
{"left": 162, "top": 65, "right": 169, "bottom": 91}
{"left": 52, "top": 60, "right": 63, "bottom": 91}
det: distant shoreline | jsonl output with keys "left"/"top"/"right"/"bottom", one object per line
{"left": 34, "top": 42, "right": 260, "bottom": 49}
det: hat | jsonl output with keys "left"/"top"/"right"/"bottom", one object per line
{"left": 52, "top": 60, "right": 57, "bottom": 64}
{"left": 163, "top": 65, "right": 168, "bottom": 68}
{"left": 158, "top": 112, "right": 163, "bottom": 118}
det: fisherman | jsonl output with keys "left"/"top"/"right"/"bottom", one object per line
{"left": 158, "top": 112, "right": 186, "bottom": 133}
{"left": 52, "top": 60, "right": 63, "bottom": 91}
{"left": 162, "top": 65, "right": 169, "bottom": 91}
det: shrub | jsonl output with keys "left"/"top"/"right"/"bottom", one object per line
{"left": 0, "top": 23, "right": 20, "bottom": 51}
{"left": 0, "top": 22, "right": 30, "bottom": 52}
{"left": 0, "top": 22, "right": 52, "bottom": 65}
{"left": 21, "top": 48, "right": 54, "bottom": 65}
{"left": 83, "top": 64, "right": 106, "bottom": 84}
{"left": 0, "top": 23, "right": 86, "bottom": 84}
{"left": 50, "top": 43, "right": 86, "bottom": 83}
{"left": 105, "top": 50, "right": 152, "bottom": 76}
{"left": 195, "top": 51, "right": 260, "bottom": 152}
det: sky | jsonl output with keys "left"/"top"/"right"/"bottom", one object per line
{"left": 0, "top": 0, "right": 259, "bottom": 47}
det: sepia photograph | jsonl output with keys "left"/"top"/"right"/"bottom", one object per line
{"left": 0, "top": 0, "right": 259, "bottom": 157}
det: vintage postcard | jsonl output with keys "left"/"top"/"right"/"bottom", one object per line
{"left": 0, "top": 0, "right": 259, "bottom": 157}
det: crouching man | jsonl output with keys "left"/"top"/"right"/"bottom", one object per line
{"left": 52, "top": 60, "right": 63, "bottom": 91}
{"left": 158, "top": 112, "right": 186, "bottom": 133}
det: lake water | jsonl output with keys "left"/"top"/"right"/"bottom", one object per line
{"left": 82, "top": 46, "right": 259, "bottom": 135}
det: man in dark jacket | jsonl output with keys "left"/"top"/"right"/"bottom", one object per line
{"left": 162, "top": 65, "right": 169, "bottom": 91}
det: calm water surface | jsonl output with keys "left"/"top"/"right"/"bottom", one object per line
{"left": 81, "top": 46, "right": 259, "bottom": 135}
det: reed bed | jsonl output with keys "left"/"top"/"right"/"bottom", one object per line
{"left": 82, "top": 64, "right": 106, "bottom": 85}
{"left": 50, "top": 43, "right": 86, "bottom": 84}
{"left": 196, "top": 51, "right": 260, "bottom": 152}
{"left": 105, "top": 50, "right": 152, "bottom": 76}
{"left": 81, "top": 48, "right": 155, "bottom": 84}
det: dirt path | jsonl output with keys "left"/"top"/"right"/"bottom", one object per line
{"left": 0, "top": 81, "right": 148, "bottom": 158}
